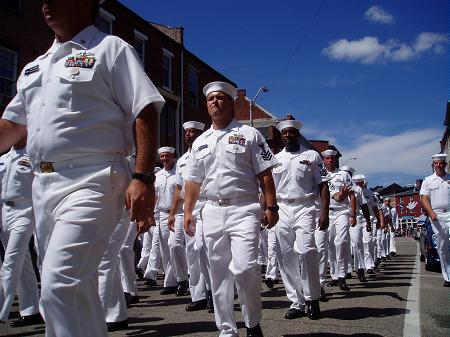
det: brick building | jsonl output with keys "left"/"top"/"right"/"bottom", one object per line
{"left": 0, "top": 0, "right": 235, "bottom": 153}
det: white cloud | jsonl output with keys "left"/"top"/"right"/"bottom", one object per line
{"left": 323, "top": 33, "right": 448, "bottom": 64}
{"left": 364, "top": 5, "right": 395, "bottom": 25}
{"left": 340, "top": 128, "right": 441, "bottom": 178}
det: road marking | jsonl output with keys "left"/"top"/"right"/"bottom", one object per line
{"left": 403, "top": 244, "right": 421, "bottom": 337}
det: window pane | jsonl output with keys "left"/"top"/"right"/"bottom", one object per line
{"left": 188, "top": 68, "right": 198, "bottom": 108}
{"left": 0, "top": 0, "right": 21, "bottom": 12}
{"left": 132, "top": 39, "right": 144, "bottom": 63}
{"left": 163, "top": 54, "right": 171, "bottom": 89}
{"left": 95, "top": 16, "right": 111, "bottom": 34}
{"left": 0, "top": 47, "right": 17, "bottom": 98}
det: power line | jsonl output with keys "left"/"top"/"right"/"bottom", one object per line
{"left": 270, "top": 0, "right": 328, "bottom": 89}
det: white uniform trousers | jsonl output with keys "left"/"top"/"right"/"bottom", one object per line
{"left": 137, "top": 230, "right": 151, "bottom": 271}
{"left": 389, "top": 230, "right": 397, "bottom": 254}
{"left": 328, "top": 209, "right": 350, "bottom": 279}
{"left": 202, "top": 201, "right": 262, "bottom": 337}
{"left": 257, "top": 229, "right": 268, "bottom": 266}
{"left": 169, "top": 214, "right": 188, "bottom": 282}
{"left": 119, "top": 219, "right": 138, "bottom": 296}
{"left": 265, "top": 227, "right": 279, "bottom": 281}
{"left": 186, "top": 225, "right": 207, "bottom": 302}
{"left": 314, "top": 227, "right": 329, "bottom": 287}
{"left": 144, "top": 226, "right": 161, "bottom": 280}
{"left": 376, "top": 229, "right": 385, "bottom": 258}
{"left": 277, "top": 200, "right": 321, "bottom": 301}
{"left": 363, "top": 220, "right": 375, "bottom": 270}
{"left": 158, "top": 212, "right": 178, "bottom": 287}
{"left": 98, "top": 211, "right": 128, "bottom": 323}
{"left": 431, "top": 211, "right": 450, "bottom": 282}
{"left": 195, "top": 216, "right": 212, "bottom": 291}
{"left": 383, "top": 231, "right": 390, "bottom": 257}
{"left": 350, "top": 218, "right": 365, "bottom": 270}
{"left": 32, "top": 162, "right": 129, "bottom": 337}
{"left": 0, "top": 203, "right": 40, "bottom": 321}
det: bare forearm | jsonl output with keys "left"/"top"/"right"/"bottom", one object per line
{"left": 420, "top": 195, "right": 434, "bottom": 217}
{"left": 184, "top": 181, "right": 200, "bottom": 214}
{"left": 258, "top": 170, "right": 277, "bottom": 207}
{"left": 350, "top": 193, "right": 356, "bottom": 217}
{"left": 134, "top": 104, "right": 158, "bottom": 173}
{"left": 170, "top": 185, "right": 184, "bottom": 216}
{"left": 320, "top": 182, "right": 330, "bottom": 215}
{"left": 361, "top": 203, "right": 371, "bottom": 224}
{"left": 0, "top": 120, "right": 26, "bottom": 153}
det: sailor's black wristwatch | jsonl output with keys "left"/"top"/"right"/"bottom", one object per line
{"left": 132, "top": 172, "right": 156, "bottom": 185}
{"left": 266, "top": 204, "right": 279, "bottom": 212}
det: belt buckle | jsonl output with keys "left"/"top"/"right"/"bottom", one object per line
{"left": 5, "top": 200, "right": 15, "bottom": 207}
{"left": 288, "top": 199, "right": 296, "bottom": 204}
{"left": 218, "top": 199, "right": 230, "bottom": 206}
{"left": 40, "top": 162, "right": 54, "bottom": 173}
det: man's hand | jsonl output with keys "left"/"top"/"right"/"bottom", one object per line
{"left": 168, "top": 214, "right": 175, "bottom": 232}
{"left": 429, "top": 211, "right": 438, "bottom": 221}
{"left": 318, "top": 213, "right": 329, "bottom": 231}
{"left": 350, "top": 215, "right": 357, "bottom": 226}
{"left": 184, "top": 212, "right": 196, "bottom": 237}
{"left": 264, "top": 210, "right": 279, "bottom": 229}
{"left": 126, "top": 180, "right": 154, "bottom": 234}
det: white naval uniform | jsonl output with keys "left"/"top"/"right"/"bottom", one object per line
{"left": 327, "top": 169, "right": 354, "bottom": 280}
{"left": 420, "top": 173, "right": 450, "bottom": 282}
{"left": 314, "top": 199, "right": 329, "bottom": 288}
{"left": 378, "top": 204, "right": 390, "bottom": 258}
{"left": 176, "top": 151, "right": 208, "bottom": 302}
{"left": 155, "top": 166, "right": 184, "bottom": 287}
{"left": 264, "top": 227, "right": 279, "bottom": 282}
{"left": 388, "top": 207, "right": 398, "bottom": 254}
{"left": 0, "top": 148, "right": 40, "bottom": 322}
{"left": 361, "top": 187, "right": 379, "bottom": 270}
{"left": 119, "top": 219, "right": 138, "bottom": 297}
{"left": 184, "top": 119, "right": 277, "bottom": 337}
{"left": 350, "top": 185, "right": 368, "bottom": 271}
{"left": 272, "top": 148, "right": 324, "bottom": 303}
{"left": 2, "top": 25, "right": 164, "bottom": 337}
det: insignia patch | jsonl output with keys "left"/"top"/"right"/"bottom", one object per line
{"left": 24, "top": 65, "right": 39, "bottom": 76}
{"left": 180, "top": 164, "right": 186, "bottom": 168}
{"left": 299, "top": 160, "right": 311, "bottom": 165}
{"left": 258, "top": 143, "right": 273, "bottom": 161}
{"left": 18, "top": 159, "right": 31, "bottom": 167}
{"left": 197, "top": 144, "right": 208, "bottom": 151}
{"left": 65, "top": 52, "right": 96, "bottom": 69}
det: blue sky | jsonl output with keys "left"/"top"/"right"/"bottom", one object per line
{"left": 121, "top": 0, "right": 448, "bottom": 188}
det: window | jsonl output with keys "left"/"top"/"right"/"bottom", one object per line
{"left": 1, "top": 0, "right": 21, "bottom": 13}
{"left": 95, "top": 8, "right": 115, "bottom": 34}
{"left": 160, "top": 105, "right": 176, "bottom": 147}
{"left": 0, "top": 46, "right": 17, "bottom": 107}
{"left": 188, "top": 67, "right": 198, "bottom": 109}
{"left": 162, "top": 49, "right": 173, "bottom": 91}
{"left": 133, "top": 30, "right": 148, "bottom": 64}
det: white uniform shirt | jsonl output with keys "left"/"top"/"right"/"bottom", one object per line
{"left": 420, "top": 172, "right": 450, "bottom": 210}
{"left": 2, "top": 25, "right": 165, "bottom": 165}
{"left": 155, "top": 166, "right": 177, "bottom": 212}
{"left": 327, "top": 169, "right": 355, "bottom": 211}
{"left": 273, "top": 148, "right": 325, "bottom": 200}
{"left": 184, "top": 119, "right": 277, "bottom": 200}
{"left": 362, "top": 187, "right": 381, "bottom": 218}
{"left": 0, "top": 148, "right": 33, "bottom": 202}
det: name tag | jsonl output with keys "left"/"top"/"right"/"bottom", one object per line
{"left": 24, "top": 65, "right": 39, "bottom": 76}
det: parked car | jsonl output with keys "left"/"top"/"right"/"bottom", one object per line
{"left": 418, "top": 215, "right": 441, "bottom": 271}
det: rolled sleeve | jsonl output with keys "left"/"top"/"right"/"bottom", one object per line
{"left": 183, "top": 153, "right": 204, "bottom": 184}
{"left": 251, "top": 130, "right": 278, "bottom": 174}
{"left": 110, "top": 45, "right": 165, "bottom": 119}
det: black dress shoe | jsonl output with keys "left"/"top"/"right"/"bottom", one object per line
{"left": 374, "top": 258, "right": 381, "bottom": 269}
{"left": 106, "top": 319, "right": 128, "bottom": 332}
{"left": 135, "top": 267, "right": 144, "bottom": 279}
{"left": 338, "top": 278, "right": 350, "bottom": 291}
{"left": 206, "top": 290, "right": 214, "bottom": 313}
{"left": 246, "top": 323, "right": 264, "bottom": 337}
{"left": 124, "top": 292, "right": 139, "bottom": 307}
{"left": 381, "top": 257, "right": 386, "bottom": 262}
{"left": 10, "top": 313, "right": 44, "bottom": 327}
{"left": 145, "top": 278, "right": 157, "bottom": 287}
{"left": 328, "top": 279, "right": 338, "bottom": 286}
{"left": 345, "top": 272, "right": 352, "bottom": 279}
{"left": 160, "top": 286, "right": 177, "bottom": 295}
{"left": 176, "top": 279, "right": 189, "bottom": 296}
{"left": 357, "top": 269, "right": 367, "bottom": 282}
{"left": 390, "top": 252, "right": 396, "bottom": 257}
{"left": 260, "top": 265, "right": 267, "bottom": 274}
{"left": 319, "top": 287, "right": 328, "bottom": 302}
{"left": 185, "top": 299, "right": 207, "bottom": 311}
{"left": 264, "top": 278, "right": 275, "bottom": 289}
{"left": 306, "top": 299, "right": 320, "bottom": 320}
{"left": 284, "top": 308, "right": 306, "bottom": 319}
{"left": 367, "top": 268, "right": 374, "bottom": 274}
{"left": 443, "top": 281, "right": 450, "bottom": 287}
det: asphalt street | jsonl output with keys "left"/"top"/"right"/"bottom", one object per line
{"left": 0, "top": 238, "right": 448, "bottom": 337}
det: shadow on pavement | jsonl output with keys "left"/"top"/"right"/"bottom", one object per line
{"left": 123, "top": 320, "right": 219, "bottom": 336}
{"left": 321, "top": 306, "right": 409, "bottom": 320}
{"left": 284, "top": 334, "right": 385, "bottom": 337}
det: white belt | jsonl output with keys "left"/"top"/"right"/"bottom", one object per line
{"left": 278, "top": 196, "right": 312, "bottom": 205}
{"left": 35, "top": 154, "right": 125, "bottom": 173}
{"left": 207, "top": 195, "right": 258, "bottom": 207}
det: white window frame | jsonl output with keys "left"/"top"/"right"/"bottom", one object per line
{"left": 187, "top": 66, "right": 199, "bottom": 109}
{"left": 0, "top": 45, "right": 18, "bottom": 105}
{"left": 96, "top": 8, "right": 115, "bottom": 34}
{"left": 133, "top": 29, "right": 148, "bottom": 64}
{"left": 162, "top": 48, "right": 174, "bottom": 91}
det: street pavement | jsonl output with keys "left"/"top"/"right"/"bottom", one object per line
{"left": 0, "top": 238, "right": 449, "bottom": 337}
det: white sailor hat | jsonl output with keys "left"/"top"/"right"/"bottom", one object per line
{"left": 157, "top": 147, "right": 175, "bottom": 155}
{"left": 154, "top": 167, "right": 162, "bottom": 173}
{"left": 353, "top": 174, "right": 365, "bottom": 182}
{"left": 183, "top": 121, "right": 205, "bottom": 131}
{"left": 321, "top": 149, "right": 337, "bottom": 157}
{"left": 341, "top": 166, "right": 355, "bottom": 174}
{"left": 203, "top": 81, "right": 237, "bottom": 99}
{"left": 431, "top": 153, "right": 447, "bottom": 162}
{"left": 383, "top": 197, "right": 391, "bottom": 201}
{"left": 276, "top": 120, "right": 303, "bottom": 132}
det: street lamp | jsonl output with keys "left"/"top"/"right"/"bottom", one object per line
{"left": 249, "top": 86, "right": 269, "bottom": 127}
{"left": 342, "top": 157, "right": 357, "bottom": 166}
